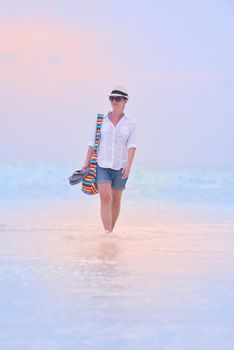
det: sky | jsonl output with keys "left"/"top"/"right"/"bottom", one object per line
{"left": 0, "top": 1, "right": 233, "bottom": 168}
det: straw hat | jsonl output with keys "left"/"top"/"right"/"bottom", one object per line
{"left": 109, "top": 86, "right": 129, "bottom": 99}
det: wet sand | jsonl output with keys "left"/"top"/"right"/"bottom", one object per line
{"left": 0, "top": 201, "right": 234, "bottom": 349}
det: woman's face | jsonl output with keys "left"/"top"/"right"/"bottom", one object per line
{"left": 109, "top": 96, "right": 128, "bottom": 110}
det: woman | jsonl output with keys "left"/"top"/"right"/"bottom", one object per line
{"left": 82, "top": 86, "right": 137, "bottom": 233}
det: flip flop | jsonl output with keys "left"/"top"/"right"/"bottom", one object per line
{"left": 69, "top": 167, "right": 90, "bottom": 185}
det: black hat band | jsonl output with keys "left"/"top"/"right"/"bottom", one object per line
{"left": 111, "top": 90, "right": 128, "bottom": 97}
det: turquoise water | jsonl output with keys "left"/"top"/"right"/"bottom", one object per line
{"left": 0, "top": 161, "right": 233, "bottom": 220}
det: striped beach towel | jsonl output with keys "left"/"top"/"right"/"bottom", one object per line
{"left": 82, "top": 113, "right": 104, "bottom": 195}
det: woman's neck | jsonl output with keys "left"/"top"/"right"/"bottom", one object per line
{"left": 111, "top": 110, "right": 124, "bottom": 120}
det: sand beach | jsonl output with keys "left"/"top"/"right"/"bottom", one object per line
{"left": 0, "top": 197, "right": 233, "bottom": 350}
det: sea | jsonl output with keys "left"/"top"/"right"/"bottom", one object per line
{"left": 0, "top": 160, "right": 233, "bottom": 223}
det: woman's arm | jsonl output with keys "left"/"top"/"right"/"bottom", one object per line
{"left": 82, "top": 146, "right": 93, "bottom": 170}
{"left": 127, "top": 147, "right": 136, "bottom": 168}
{"left": 122, "top": 147, "right": 136, "bottom": 179}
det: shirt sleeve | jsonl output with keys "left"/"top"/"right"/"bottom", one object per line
{"left": 127, "top": 122, "right": 137, "bottom": 150}
{"left": 88, "top": 122, "right": 96, "bottom": 147}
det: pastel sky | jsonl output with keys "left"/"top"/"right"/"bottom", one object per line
{"left": 0, "top": 1, "right": 233, "bottom": 168}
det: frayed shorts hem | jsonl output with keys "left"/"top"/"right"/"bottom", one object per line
{"left": 97, "top": 181, "right": 126, "bottom": 191}
{"left": 96, "top": 180, "right": 112, "bottom": 185}
{"left": 112, "top": 186, "right": 126, "bottom": 191}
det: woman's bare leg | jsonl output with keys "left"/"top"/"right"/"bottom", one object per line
{"left": 98, "top": 183, "right": 112, "bottom": 232}
{"left": 111, "top": 189, "right": 123, "bottom": 232}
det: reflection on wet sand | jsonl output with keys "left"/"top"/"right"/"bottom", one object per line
{"left": 0, "top": 208, "right": 234, "bottom": 349}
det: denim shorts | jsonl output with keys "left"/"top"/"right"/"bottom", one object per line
{"left": 96, "top": 164, "right": 128, "bottom": 190}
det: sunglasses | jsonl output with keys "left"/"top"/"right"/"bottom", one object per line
{"left": 109, "top": 96, "right": 125, "bottom": 102}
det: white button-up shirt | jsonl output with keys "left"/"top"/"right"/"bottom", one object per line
{"left": 88, "top": 112, "right": 137, "bottom": 170}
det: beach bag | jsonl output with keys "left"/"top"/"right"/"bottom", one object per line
{"left": 81, "top": 113, "right": 104, "bottom": 195}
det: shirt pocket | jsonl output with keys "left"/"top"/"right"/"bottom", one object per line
{"left": 119, "top": 126, "right": 130, "bottom": 142}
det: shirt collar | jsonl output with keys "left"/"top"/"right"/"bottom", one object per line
{"left": 105, "top": 111, "right": 128, "bottom": 119}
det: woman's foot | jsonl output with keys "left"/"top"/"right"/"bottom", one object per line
{"left": 105, "top": 229, "right": 112, "bottom": 233}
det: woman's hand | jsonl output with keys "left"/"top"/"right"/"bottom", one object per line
{"left": 82, "top": 162, "right": 89, "bottom": 171}
{"left": 122, "top": 165, "right": 131, "bottom": 179}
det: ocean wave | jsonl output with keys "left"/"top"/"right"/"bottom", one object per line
{"left": 0, "top": 161, "right": 233, "bottom": 207}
